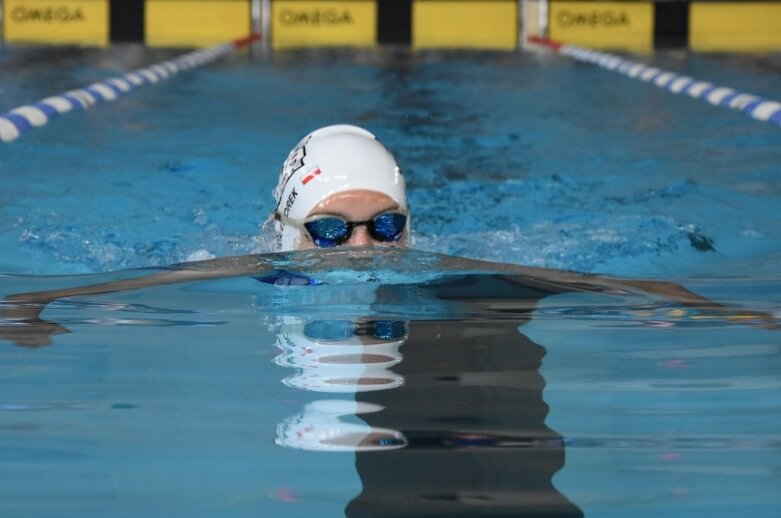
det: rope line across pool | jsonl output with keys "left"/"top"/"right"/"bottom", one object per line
{"left": 0, "top": 34, "right": 261, "bottom": 144}
{"left": 527, "top": 36, "right": 781, "bottom": 129}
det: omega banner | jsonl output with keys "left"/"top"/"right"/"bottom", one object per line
{"left": 271, "top": 0, "right": 377, "bottom": 48}
{"left": 3, "top": 0, "right": 109, "bottom": 45}
{"left": 549, "top": 0, "right": 653, "bottom": 52}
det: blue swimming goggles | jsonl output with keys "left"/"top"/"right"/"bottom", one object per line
{"left": 304, "top": 212, "right": 407, "bottom": 248}
{"left": 304, "top": 320, "right": 407, "bottom": 341}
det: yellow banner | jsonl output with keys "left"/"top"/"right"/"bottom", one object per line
{"left": 690, "top": 2, "right": 781, "bottom": 52}
{"left": 413, "top": 0, "right": 517, "bottom": 50}
{"left": 146, "top": 0, "right": 251, "bottom": 48}
{"left": 3, "top": 0, "right": 108, "bottom": 46}
{"left": 549, "top": 1, "right": 653, "bottom": 52}
{"left": 271, "top": 1, "right": 376, "bottom": 49}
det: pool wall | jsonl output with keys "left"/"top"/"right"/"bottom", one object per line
{"left": 2, "top": 0, "right": 781, "bottom": 51}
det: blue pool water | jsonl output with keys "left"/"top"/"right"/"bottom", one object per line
{"left": 1, "top": 45, "right": 780, "bottom": 516}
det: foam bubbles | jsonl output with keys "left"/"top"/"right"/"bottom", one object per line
{"left": 185, "top": 249, "right": 216, "bottom": 262}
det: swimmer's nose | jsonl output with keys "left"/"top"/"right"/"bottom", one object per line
{"left": 346, "top": 226, "right": 374, "bottom": 247}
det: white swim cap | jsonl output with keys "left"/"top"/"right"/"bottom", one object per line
{"left": 276, "top": 400, "right": 407, "bottom": 452}
{"left": 273, "top": 124, "right": 407, "bottom": 251}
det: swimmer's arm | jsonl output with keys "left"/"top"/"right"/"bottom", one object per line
{"left": 487, "top": 260, "right": 721, "bottom": 307}
{"left": 441, "top": 255, "right": 717, "bottom": 305}
{"left": 2, "top": 246, "right": 371, "bottom": 324}
{"left": 5, "top": 269, "right": 214, "bottom": 312}
{"left": 6, "top": 255, "right": 274, "bottom": 308}
{"left": 1, "top": 255, "right": 274, "bottom": 347}
{"left": 590, "top": 276, "right": 778, "bottom": 329}
{"left": 438, "top": 254, "right": 777, "bottom": 328}
{"left": 595, "top": 278, "right": 722, "bottom": 308}
{"left": 511, "top": 266, "right": 777, "bottom": 328}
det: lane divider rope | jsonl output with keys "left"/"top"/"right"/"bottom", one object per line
{"left": 0, "top": 33, "right": 262, "bottom": 143}
{"left": 527, "top": 36, "right": 781, "bottom": 129}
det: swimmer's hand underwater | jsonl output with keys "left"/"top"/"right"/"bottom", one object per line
{"left": 1, "top": 248, "right": 778, "bottom": 348}
{"left": 0, "top": 298, "right": 69, "bottom": 348}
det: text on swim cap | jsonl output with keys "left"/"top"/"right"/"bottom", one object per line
{"left": 275, "top": 137, "right": 308, "bottom": 207}
{"left": 274, "top": 187, "right": 299, "bottom": 248}
{"left": 283, "top": 188, "right": 298, "bottom": 219}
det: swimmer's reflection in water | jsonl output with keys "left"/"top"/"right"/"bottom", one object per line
{"left": 343, "top": 277, "right": 585, "bottom": 517}
{"left": 271, "top": 305, "right": 583, "bottom": 516}
{"left": 273, "top": 317, "right": 408, "bottom": 452}
{"left": 274, "top": 317, "right": 407, "bottom": 393}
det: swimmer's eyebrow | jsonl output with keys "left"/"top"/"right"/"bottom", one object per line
{"left": 305, "top": 208, "right": 403, "bottom": 220}
{"left": 308, "top": 201, "right": 403, "bottom": 216}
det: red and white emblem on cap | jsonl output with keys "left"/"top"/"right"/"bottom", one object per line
{"left": 301, "top": 167, "right": 321, "bottom": 185}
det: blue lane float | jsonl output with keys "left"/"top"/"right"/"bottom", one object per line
{"left": 528, "top": 36, "right": 781, "bottom": 129}
{"left": 0, "top": 34, "right": 261, "bottom": 143}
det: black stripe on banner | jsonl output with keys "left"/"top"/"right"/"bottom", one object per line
{"left": 378, "top": 0, "right": 412, "bottom": 45}
{"left": 654, "top": 0, "right": 689, "bottom": 49}
{"left": 110, "top": 0, "right": 145, "bottom": 43}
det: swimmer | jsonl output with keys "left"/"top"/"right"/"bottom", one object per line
{"left": 272, "top": 124, "right": 408, "bottom": 251}
{"left": 0, "top": 124, "right": 778, "bottom": 347}
{"left": 259, "top": 124, "right": 408, "bottom": 285}
{"left": 0, "top": 124, "right": 407, "bottom": 345}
